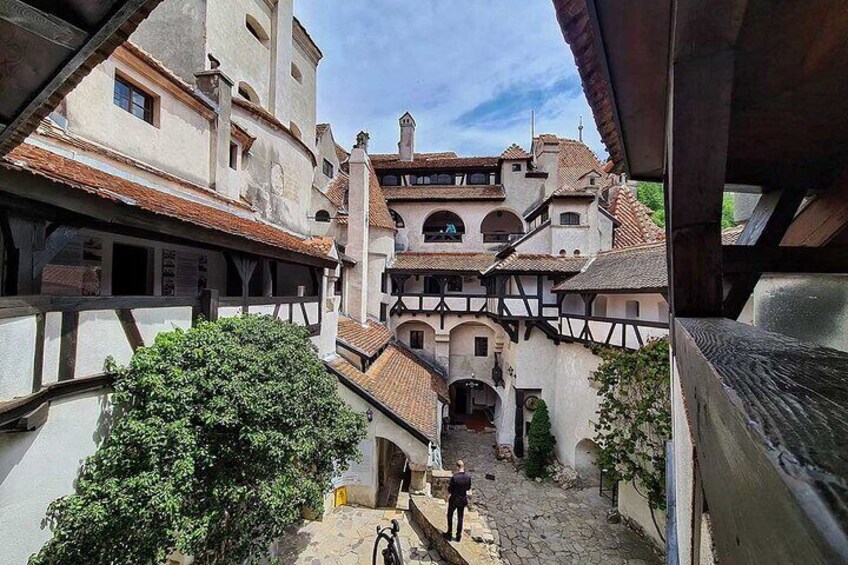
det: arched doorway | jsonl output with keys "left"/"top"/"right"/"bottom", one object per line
{"left": 423, "top": 210, "right": 465, "bottom": 242}
{"left": 575, "top": 438, "right": 602, "bottom": 486}
{"left": 376, "top": 437, "right": 410, "bottom": 508}
{"left": 481, "top": 209, "right": 524, "bottom": 243}
{"left": 449, "top": 379, "right": 500, "bottom": 432}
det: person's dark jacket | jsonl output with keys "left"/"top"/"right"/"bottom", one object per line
{"left": 448, "top": 471, "right": 472, "bottom": 506}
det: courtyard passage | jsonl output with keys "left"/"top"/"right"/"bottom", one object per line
{"left": 275, "top": 504, "right": 447, "bottom": 565}
{"left": 442, "top": 428, "right": 661, "bottom": 565}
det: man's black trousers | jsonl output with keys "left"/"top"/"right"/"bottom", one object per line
{"left": 447, "top": 499, "right": 466, "bottom": 538}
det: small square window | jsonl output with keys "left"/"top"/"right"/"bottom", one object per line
{"left": 410, "top": 330, "right": 424, "bottom": 350}
{"left": 323, "top": 159, "right": 334, "bottom": 178}
{"left": 512, "top": 163, "right": 522, "bottom": 172}
{"left": 114, "top": 75, "right": 154, "bottom": 124}
{"left": 474, "top": 336, "right": 488, "bottom": 357}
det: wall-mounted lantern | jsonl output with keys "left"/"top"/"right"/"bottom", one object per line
{"left": 366, "top": 408, "right": 373, "bottom": 422}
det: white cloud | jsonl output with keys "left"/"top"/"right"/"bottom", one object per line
{"left": 295, "top": 0, "right": 606, "bottom": 159}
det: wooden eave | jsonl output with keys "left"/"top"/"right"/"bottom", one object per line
{"left": 0, "top": 0, "right": 164, "bottom": 155}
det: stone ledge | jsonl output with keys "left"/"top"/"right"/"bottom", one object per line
{"left": 409, "top": 495, "right": 498, "bottom": 565}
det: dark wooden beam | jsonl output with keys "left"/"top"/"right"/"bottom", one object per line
{"left": 117, "top": 309, "right": 144, "bottom": 351}
{"left": 0, "top": 0, "right": 88, "bottom": 50}
{"left": 783, "top": 174, "right": 848, "bottom": 247}
{"left": 723, "top": 246, "right": 848, "bottom": 275}
{"left": 57, "top": 310, "right": 79, "bottom": 382}
{"left": 666, "top": 0, "right": 748, "bottom": 318}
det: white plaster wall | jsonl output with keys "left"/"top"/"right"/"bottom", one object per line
{"left": 0, "top": 316, "right": 37, "bottom": 400}
{"left": 367, "top": 229, "right": 395, "bottom": 322}
{"left": 619, "top": 479, "right": 667, "bottom": 549}
{"left": 313, "top": 129, "right": 341, "bottom": 193}
{"left": 64, "top": 58, "right": 212, "bottom": 187}
{"left": 206, "top": 0, "right": 273, "bottom": 107}
{"left": 233, "top": 105, "right": 315, "bottom": 234}
{"left": 551, "top": 343, "right": 603, "bottom": 467}
{"left": 395, "top": 320, "right": 437, "bottom": 363}
{"left": 0, "top": 390, "right": 112, "bottom": 565}
{"left": 672, "top": 358, "right": 695, "bottom": 565}
{"left": 288, "top": 42, "right": 318, "bottom": 153}
{"left": 448, "top": 323, "right": 496, "bottom": 383}
{"left": 336, "top": 383, "right": 430, "bottom": 507}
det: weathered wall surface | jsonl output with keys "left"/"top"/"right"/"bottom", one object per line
{"left": 130, "top": 0, "right": 207, "bottom": 84}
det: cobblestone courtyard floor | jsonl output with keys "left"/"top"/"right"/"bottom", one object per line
{"left": 441, "top": 428, "right": 662, "bottom": 565}
{"left": 275, "top": 504, "right": 447, "bottom": 564}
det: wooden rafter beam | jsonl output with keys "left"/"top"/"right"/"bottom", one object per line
{"left": 0, "top": 0, "right": 88, "bottom": 50}
{"left": 723, "top": 246, "right": 848, "bottom": 275}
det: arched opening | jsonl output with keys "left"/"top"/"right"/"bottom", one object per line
{"left": 560, "top": 212, "right": 580, "bottom": 226}
{"left": 315, "top": 210, "right": 330, "bottom": 223}
{"left": 245, "top": 15, "right": 269, "bottom": 45}
{"left": 574, "top": 438, "right": 602, "bottom": 486}
{"left": 481, "top": 209, "right": 524, "bottom": 243}
{"left": 376, "top": 437, "right": 410, "bottom": 508}
{"left": 396, "top": 321, "right": 436, "bottom": 362}
{"left": 237, "top": 82, "right": 260, "bottom": 105}
{"left": 389, "top": 208, "right": 405, "bottom": 228}
{"left": 448, "top": 380, "right": 500, "bottom": 432}
{"left": 423, "top": 210, "right": 465, "bottom": 242}
{"left": 468, "top": 172, "right": 488, "bottom": 185}
{"left": 381, "top": 174, "right": 399, "bottom": 186}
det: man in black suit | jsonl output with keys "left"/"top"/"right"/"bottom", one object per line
{"left": 443, "top": 460, "right": 472, "bottom": 542}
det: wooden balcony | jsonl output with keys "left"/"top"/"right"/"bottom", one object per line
{"left": 674, "top": 317, "right": 848, "bottom": 563}
{"left": 390, "top": 293, "right": 488, "bottom": 328}
{"left": 482, "top": 232, "right": 524, "bottom": 244}
{"left": 0, "top": 291, "right": 322, "bottom": 431}
{"left": 559, "top": 314, "right": 669, "bottom": 349}
{"left": 423, "top": 232, "right": 463, "bottom": 243}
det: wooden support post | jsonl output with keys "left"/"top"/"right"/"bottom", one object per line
{"left": 31, "top": 312, "right": 45, "bottom": 392}
{"left": 117, "top": 308, "right": 144, "bottom": 351}
{"left": 666, "top": 0, "right": 747, "bottom": 318}
{"left": 57, "top": 310, "right": 78, "bottom": 382}
{"left": 197, "top": 288, "right": 219, "bottom": 323}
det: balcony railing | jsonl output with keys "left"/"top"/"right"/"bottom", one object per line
{"left": 423, "top": 232, "right": 463, "bottom": 243}
{"left": 391, "top": 293, "right": 488, "bottom": 318}
{"left": 482, "top": 232, "right": 525, "bottom": 243}
{"left": 559, "top": 314, "right": 668, "bottom": 348}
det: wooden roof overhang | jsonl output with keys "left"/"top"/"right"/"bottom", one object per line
{"left": 0, "top": 0, "right": 163, "bottom": 156}
{"left": 554, "top": 0, "right": 848, "bottom": 188}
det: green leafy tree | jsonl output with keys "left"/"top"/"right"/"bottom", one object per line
{"left": 31, "top": 315, "right": 367, "bottom": 565}
{"left": 525, "top": 399, "right": 556, "bottom": 479}
{"left": 592, "top": 338, "right": 670, "bottom": 516}
{"left": 637, "top": 181, "right": 735, "bottom": 228}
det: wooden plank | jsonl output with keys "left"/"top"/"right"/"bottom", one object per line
{"left": 57, "top": 310, "right": 78, "bottom": 382}
{"left": 31, "top": 312, "right": 45, "bottom": 393}
{"left": 0, "top": 295, "right": 200, "bottom": 319}
{"left": 33, "top": 224, "right": 79, "bottom": 273}
{"left": 723, "top": 245, "right": 848, "bottom": 274}
{"left": 0, "top": 0, "right": 87, "bottom": 50}
{"left": 117, "top": 308, "right": 144, "bottom": 351}
{"left": 783, "top": 178, "right": 848, "bottom": 247}
{"left": 0, "top": 373, "right": 112, "bottom": 429}
{"left": 666, "top": 0, "right": 748, "bottom": 317}
{"left": 675, "top": 317, "right": 848, "bottom": 564}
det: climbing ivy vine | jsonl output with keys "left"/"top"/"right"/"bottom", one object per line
{"left": 591, "top": 338, "right": 671, "bottom": 512}
{"left": 30, "top": 315, "right": 367, "bottom": 565}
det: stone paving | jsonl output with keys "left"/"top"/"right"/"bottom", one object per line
{"left": 275, "top": 503, "right": 447, "bottom": 565}
{"left": 441, "top": 428, "right": 662, "bottom": 565}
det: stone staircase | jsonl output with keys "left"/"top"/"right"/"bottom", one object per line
{"left": 409, "top": 495, "right": 502, "bottom": 565}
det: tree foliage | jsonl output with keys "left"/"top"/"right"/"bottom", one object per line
{"left": 31, "top": 315, "right": 367, "bottom": 565}
{"left": 592, "top": 338, "right": 671, "bottom": 510}
{"left": 637, "top": 181, "right": 735, "bottom": 229}
{"left": 525, "top": 399, "right": 556, "bottom": 479}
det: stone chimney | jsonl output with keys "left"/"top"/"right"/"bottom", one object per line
{"left": 398, "top": 112, "right": 416, "bottom": 162}
{"left": 347, "top": 132, "right": 371, "bottom": 323}
{"left": 195, "top": 69, "right": 236, "bottom": 200}
{"left": 536, "top": 136, "right": 561, "bottom": 198}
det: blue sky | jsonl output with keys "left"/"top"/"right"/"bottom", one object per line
{"left": 294, "top": 0, "right": 605, "bottom": 159}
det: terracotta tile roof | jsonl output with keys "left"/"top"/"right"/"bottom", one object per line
{"left": 487, "top": 253, "right": 587, "bottom": 274}
{"left": 2, "top": 143, "right": 331, "bottom": 263}
{"left": 316, "top": 123, "right": 330, "bottom": 137}
{"left": 608, "top": 186, "right": 665, "bottom": 248}
{"left": 389, "top": 253, "right": 497, "bottom": 273}
{"left": 541, "top": 137, "right": 610, "bottom": 195}
{"left": 382, "top": 185, "right": 506, "bottom": 202}
{"left": 337, "top": 316, "right": 392, "bottom": 359}
{"left": 304, "top": 237, "right": 334, "bottom": 256}
{"left": 372, "top": 155, "right": 500, "bottom": 170}
{"left": 552, "top": 243, "right": 667, "bottom": 293}
{"left": 371, "top": 152, "right": 457, "bottom": 161}
{"left": 328, "top": 344, "right": 447, "bottom": 441}
{"left": 335, "top": 143, "right": 350, "bottom": 164}
{"left": 551, "top": 0, "right": 626, "bottom": 172}
{"left": 722, "top": 224, "right": 744, "bottom": 245}
{"left": 501, "top": 144, "right": 532, "bottom": 160}
{"left": 323, "top": 168, "right": 395, "bottom": 230}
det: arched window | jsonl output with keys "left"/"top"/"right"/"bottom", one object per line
{"left": 468, "top": 172, "right": 488, "bottom": 185}
{"left": 245, "top": 15, "right": 269, "bottom": 45}
{"left": 574, "top": 249, "right": 581, "bottom": 256}
{"left": 315, "top": 210, "right": 331, "bottom": 223}
{"left": 560, "top": 212, "right": 580, "bottom": 226}
{"left": 436, "top": 173, "right": 453, "bottom": 185}
{"left": 481, "top": 209, "right": 524, "bottom": 243}
{"left": 423, "top": 211, "right": 465, "bottom": 242}
{"left": 389, "top": 209, "right": 405, "bottom": 228}
{"left": 411, "top": 173, "right": 454, "bottom": 185}
{"left": 237, "top": 82, "right": 260, "bottom": 105}
{"left": 291, "top": 62, "right": 303, "bottom": 84}
{"left": 382, "top": 175, "right": 399, "bottom": 186}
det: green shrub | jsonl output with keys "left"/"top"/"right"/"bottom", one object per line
{"left": 31, "top": 315, "right": 367, "bottom": 565}
{"left": 525, "top": 399, "right": 555, "bottom": 479}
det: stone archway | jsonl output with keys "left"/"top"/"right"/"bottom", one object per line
{"left": 574, "top": 438, "right": 602, "bottom": 486}
{"left": 448, "top": 379, "right": 501, "bottom": 432}
{"left": 375, "top": 437, "right": 410, "bottom": 508}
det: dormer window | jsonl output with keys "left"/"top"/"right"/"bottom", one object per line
{"left": 560, "top": 212, "right": 580, "bottom": 226}
{"left": 589, "top": 177, "right": 596, "bottom": 185}
{"left": 512, "top": 163, "right": 522, "bottom": 172}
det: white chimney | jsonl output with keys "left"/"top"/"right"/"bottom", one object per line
{"left": 398, "top": 112, "right": 415, "bottom": 162}
{"left": 537, "top": 136, "right": 561, "bottom": 198}
{"left": 347, "top": 132, "right": 371, "bottom": 323}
